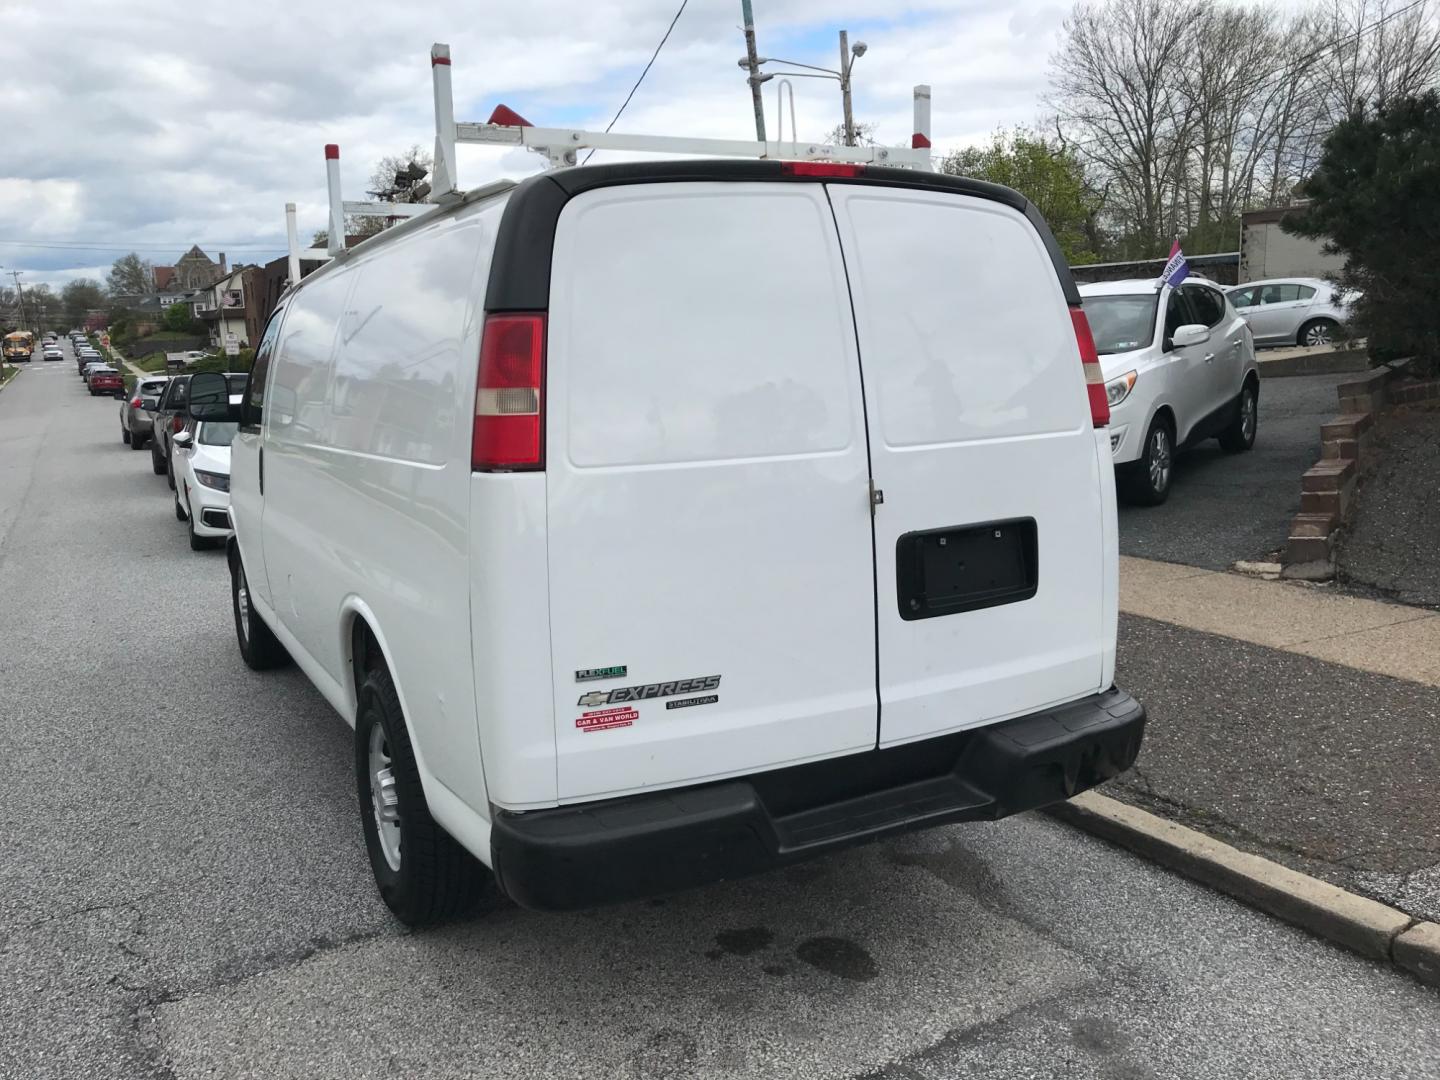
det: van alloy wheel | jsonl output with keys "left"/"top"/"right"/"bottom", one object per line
{"left": 368, "top": 724, "right": 403, "bottom": 872}
{"left": 236, "top": 574, "right": 250, "bottom": 644}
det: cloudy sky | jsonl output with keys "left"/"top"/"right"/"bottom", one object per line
{"left": 0, "top": 0, "right": 1070, "bottom": 292}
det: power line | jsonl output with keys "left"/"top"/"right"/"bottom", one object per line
{"left": 582, "top": 0, "right": 690, "bottom": 165}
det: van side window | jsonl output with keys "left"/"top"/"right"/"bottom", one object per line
{"left": 243, "top": 307, "right": 284, "bottom": 430}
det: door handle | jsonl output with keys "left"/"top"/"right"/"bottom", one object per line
{"left": 1203, "top": 353, "right": 1215, "bottom": 363}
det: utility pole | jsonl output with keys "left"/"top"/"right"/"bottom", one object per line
{"left": 838, "top": 30, "right": 856, "bottom": 146}
{"left": 740, "top": 0, "right": 768, "bottom": 142}
{"left": 10, "top": 270, "right": 28, "bottom": 330}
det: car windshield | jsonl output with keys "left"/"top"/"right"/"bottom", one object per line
{"left": 198, "top": 422, "right": 239, "bottom": 447}
{"left": 1082, "top": 293, "right": 1159, "bottom": 354}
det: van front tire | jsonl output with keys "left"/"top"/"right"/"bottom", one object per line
{"left": 230, "top": 551, "right": 289, "bottom": 670}
{"left": 355, "top": 666, "right": 486, "bottom": 926}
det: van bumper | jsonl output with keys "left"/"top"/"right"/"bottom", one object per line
{"left": 491, "top": 687, "right": 1144, "bottom": 911}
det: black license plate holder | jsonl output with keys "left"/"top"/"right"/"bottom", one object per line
{"left": 896, "top": 518, "right": 1037, "bottom": 621}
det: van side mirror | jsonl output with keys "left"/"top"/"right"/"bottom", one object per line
{"left": 1169, "top": 324, "right": 1210, "bottom": 350}
{"left": 187, "top": 371, "right": 241, "bottom": 422}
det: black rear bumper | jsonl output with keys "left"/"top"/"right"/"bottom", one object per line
{"left": 491, "top": 687, "right": 1144, "bottom": 911}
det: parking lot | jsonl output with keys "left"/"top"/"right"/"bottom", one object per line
{"left": 1118, "top": 370, "right": 1354, "bottom": 569}
{"left": 2, "top": 352, "right": 1438, "bottom": 1080}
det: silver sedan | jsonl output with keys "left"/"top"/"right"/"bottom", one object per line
{"left": 1226, "top": 277, "right": 1355, "bottom": 348}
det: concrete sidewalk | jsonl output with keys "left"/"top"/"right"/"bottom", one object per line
{"left": 1111, "top": 556, "right": 1440, "bottom": 924}
{"left": 1121, "top": 555, "right": 1440, "bottom": 686}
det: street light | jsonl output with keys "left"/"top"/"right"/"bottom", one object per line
{"left": 748, "top": 31, "right": 868, "bottom": 146}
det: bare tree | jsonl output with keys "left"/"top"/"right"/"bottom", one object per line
{"left": 1049, "top": 0, "right": 1198, "bottom": 257}
{"left": 1050, "top": 0, "right": 1440, "bottom": 256}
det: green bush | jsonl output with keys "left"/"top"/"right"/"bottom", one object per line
{"left": 1284, "top": 92, "right": 1440, "bottom": 377}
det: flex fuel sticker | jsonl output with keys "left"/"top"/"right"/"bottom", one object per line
{"left": 575, "top": 707, "right": 638, "bottom": 733}
{"left": 577, "top": 675, "right": 721, "bottom": 708}
{"left": 576, "top": 665, "right": 627, "bottom": 682}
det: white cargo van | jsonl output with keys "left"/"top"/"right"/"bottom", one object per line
{"left": 187, "top": 160, "right": 1145, "bottom": 925}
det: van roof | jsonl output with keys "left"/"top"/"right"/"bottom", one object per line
{"left": 284, "top": 160, "right": 1079, "bottom": 310}
{"left": 485, "top": 159, "right": 1080, "bottom": 311}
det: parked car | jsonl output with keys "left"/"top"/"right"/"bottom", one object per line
{"left": 149, "top": 375, "right": 191, "bottom": 482}
{"left": 152, "top": 373, "right": 246, "bottom": 487}
{"left": 42, "top": 346, "right": 63, "bottom": 361}
{"left": 1226, "top": 277, "right": 1353, "bottom": 347}
{"left": 86, "top": 365, "right": 123, "bottom": 397}
{"left": 1079, "top": 278, "right": 1258, "bottom": 505}
{"left": 77, "top": 353, "right": 101, "bottom": 376}
{"left": 81, "top": 360, "right": 107, "bottom": 383}
{"left": 120, "top": 376, "right": 170, "bottom": 449}
{"left": 189, "top": 159, "right": 1147, "bottom": 925}
{"left": 171, "top": 416, "right": 239, "bottom": 550}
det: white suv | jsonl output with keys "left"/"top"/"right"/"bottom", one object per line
{"left": 186, "top": 161, "right": 1146, "bottom": 924}
{"left": 1080, "top": 278, "right": 1259, "bottom": 504}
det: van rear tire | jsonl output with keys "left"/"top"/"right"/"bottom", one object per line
{"left": 230, "top": 550, "right": 289, "bottom": 670}
{"left": 355, "top": 666, "right": 487, "bottom": 926}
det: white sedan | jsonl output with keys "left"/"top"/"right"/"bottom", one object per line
{"left": 1226, "top": 277, "right": 1354, "bottom": 348}
{"left": 1080, "top": 278, "right": 1259, "bottom": 505}
{"left": 171, "top": 417, "right": 237, "bottom": 551}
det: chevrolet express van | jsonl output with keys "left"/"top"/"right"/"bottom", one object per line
{"left": 188, "top": 160, "right": 1146, "bottom": 925}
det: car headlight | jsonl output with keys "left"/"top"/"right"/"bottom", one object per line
{"left": 194, "top": 470, "right": 230, "bottom": 492}
{"left": 1105, "top": 370, "right": 1138, "bottom": 407}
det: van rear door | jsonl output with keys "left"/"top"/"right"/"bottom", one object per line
{"left": 543, "top": 181, "right": 877, "bottom": 802}
{"left": 827, "top": 184, "right": 1109, "bottom": 747}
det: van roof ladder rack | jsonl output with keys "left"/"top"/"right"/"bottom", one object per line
{"left": 427, "top": 41, "right": 933, "bottom": 187}
{"left": 286, "top": 42, "right": 933, "bottom": 283}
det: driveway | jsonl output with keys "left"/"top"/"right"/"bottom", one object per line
{"left": 1118, "top": 372, "right": 1352, "bottom": 569}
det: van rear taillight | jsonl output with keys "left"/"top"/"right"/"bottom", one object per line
{"left": 781, "top": 162, "right": 864, "bottom": 177}
{"left": 473, "top": 313, "right": 545, "bottom": 471}
{"left": 1070, "top": 307, "right": 1109, "bottom": 428}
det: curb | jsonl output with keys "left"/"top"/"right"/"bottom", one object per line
{"left": 1257, "top": 346, "right": 1369, "bottom": 378}
{"left": 1050, "top": 790, "right": 1440, "bottom": 988}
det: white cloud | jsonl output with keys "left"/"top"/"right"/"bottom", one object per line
{"left": 0, "top": 0, "right": 1071, "bottom": 292}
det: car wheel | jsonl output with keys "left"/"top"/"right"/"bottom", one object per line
{"left": 355, "top": 664, "right": 487, "bottom": 926}
{"left": 187, "top": 514, "right": 209, "bottom": 551}
{"left": 1298, "top": 318, "right": 1339, "bottom": 348}
{"left": 230, "top": 549, "right": 289, "bottom": 670}
{"left": 121, "top": 426, "right": 131, "bottom": 445}
{"left": 129, "top": 431, "right": 146, "bottom": 451}
{"left": 1120, "top": 416, "right": 1174, "bottom": 506}
{"left": 1219, "top": 379, "right": 1259, "bottom": 453}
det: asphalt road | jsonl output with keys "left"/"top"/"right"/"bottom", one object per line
{"left": 1118, "top": 371, "right": 1353, "bottom": 569}
{"left": 2, "top": 350, "right": 1438, "bottom": 1080}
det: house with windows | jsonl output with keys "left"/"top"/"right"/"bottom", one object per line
{"left": 194, "top": 264, "right": 262, "bottom": 351}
